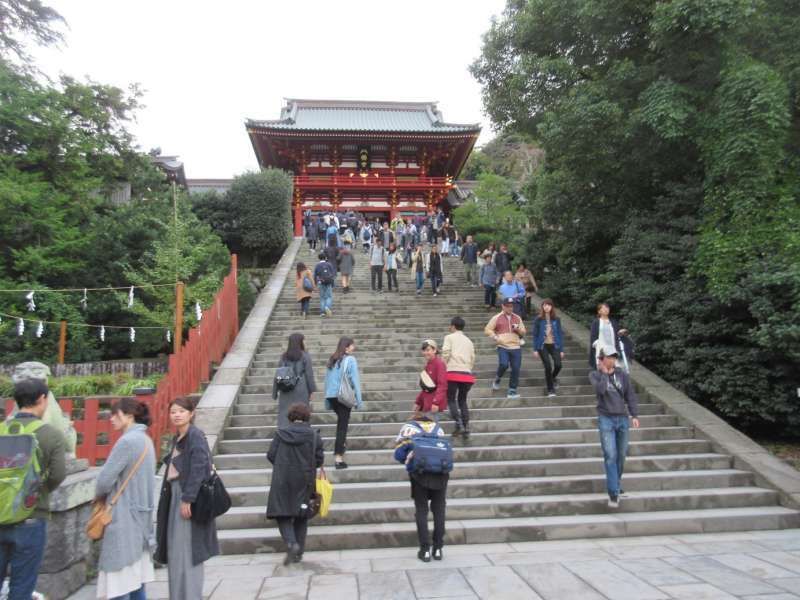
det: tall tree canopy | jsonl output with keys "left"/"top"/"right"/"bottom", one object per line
{"left": 471, "top": 0, "right": 800, "bottom": 433}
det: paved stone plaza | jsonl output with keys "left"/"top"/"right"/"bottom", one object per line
{"left": 67, "top": 529, "right": 800, "bottom": 599}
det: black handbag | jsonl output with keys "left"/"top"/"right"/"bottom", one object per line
{"left": 191, "top": 470, "right": 231, "bottom": 524}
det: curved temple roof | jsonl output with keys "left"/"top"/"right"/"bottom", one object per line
{"left": 246, "top": 99, "right": 481, "bottom": 134}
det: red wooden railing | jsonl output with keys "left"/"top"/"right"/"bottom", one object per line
{"left": 4, "top": 255, "right": 239, "bottom": 465}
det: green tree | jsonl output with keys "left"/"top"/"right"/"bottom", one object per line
{"left": 226, "top": 169, "right": 292, "bottom": 266}
{"left": 471, "top": 0, "right": 800, "bottom": 433}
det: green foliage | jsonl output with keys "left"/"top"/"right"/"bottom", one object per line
{"left": 0, "top": 372, "right": 163, "bottom": 398}
{"left": 222, "top": 169, "right": 292, "bottom": 266}
{"left": 473, "top": 0, "right": 800, "bottom": 433}
{"left": 0, "top": 0, "right": 64, "bottom": 64}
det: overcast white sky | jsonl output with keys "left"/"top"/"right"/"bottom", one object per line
{"left": 30, "top": 0, "right": 506, "bottom": 178}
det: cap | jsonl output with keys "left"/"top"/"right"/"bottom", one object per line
{"left": 502, "top": 297, "right": 514, "bottom": 305}
{"left": 421, "top": 338, "right": 438, "bottom": 351}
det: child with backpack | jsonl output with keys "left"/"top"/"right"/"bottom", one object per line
{"left": 0, "top": 379, "right": 67, "bottom": 599}
{"left": 393, "top": 412, "right": 451, "bottom": 563}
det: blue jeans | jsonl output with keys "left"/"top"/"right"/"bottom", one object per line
{"left": 598, "top": 414, "right": 630, "bottom": 498}
{"left": 495, "top": 347, "right": 521, "bottom": 391}
{"left": 0, "top": 518, "right": 47, "bottom": 600}
{"left": 111, "top": 584, "right": 146, "bottom": 600}
{"left": 416, "top": 271, "right": 425, "bottom": 291}
{"left": 319, "top": 283, "right": 333, "bottom": 314}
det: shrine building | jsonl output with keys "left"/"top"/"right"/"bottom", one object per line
{"left": 245, "top": 99, "right": 481, "bottom": 236}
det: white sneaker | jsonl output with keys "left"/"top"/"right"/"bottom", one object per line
{"left": 608, "top": 495, "right": 620, "bottom": 508}
{"left": 491, "top": 379, "right": 500, "bottom": 391}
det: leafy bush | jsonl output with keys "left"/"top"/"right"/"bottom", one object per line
{"left": 0, "top": 372, "right": 164, "bottom": 398}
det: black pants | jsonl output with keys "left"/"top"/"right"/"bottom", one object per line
{"left": 328, "top": 397, "right": 352, "bottom": 455}
{"left": 484, "top": 285, "right": 496, "bottom": 307}
{"left": 276, "top": 516, "right": 308, "bottom": 551}
{"left": 411, "top": 479, "right": 446, "bottom": 550}
{"left": 387, "top": 269, "right": 398, "bottom": 291}
{"left": 371, "top": 265, "right": 383, "bottom": 290}
{"left": 308, "top": 238, "right": 317, "bottom": 250}
{"left": 539, "top": 343, "right": 562, "bottom": 392}
{"left": 298, "top": 297, "right": 310, "bottom": 315}
{"left": 447, "top": 381, "right": 473, "bottom": 426}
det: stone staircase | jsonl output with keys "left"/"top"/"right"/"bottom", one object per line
{"left": 214, "top": 244, "right": 800, "bottom": 553}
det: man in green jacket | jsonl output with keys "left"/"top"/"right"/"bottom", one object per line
{"left": 0, "top": 379, "right": 67, "bottom": 599}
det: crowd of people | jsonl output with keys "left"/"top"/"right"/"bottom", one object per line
{"left": 0, "top": 208, "right": 639, "bottom": 597}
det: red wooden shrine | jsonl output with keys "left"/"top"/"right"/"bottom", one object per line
{"left": 246, "top": 99, "right": 481, "bottom": 236}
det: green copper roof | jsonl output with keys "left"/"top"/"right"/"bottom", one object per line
{"left": 247, "top": 99, "right": 481, "bottom": 134}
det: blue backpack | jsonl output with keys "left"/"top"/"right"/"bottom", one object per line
{"left": 410, "top": 426, "right": 453, "bottom": 475}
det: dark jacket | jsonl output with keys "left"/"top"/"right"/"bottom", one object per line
{"left": 323, "top": 245, "right": 339, "bottom": 271}
{"left": 494, "top": 251, "right": 512, "bottom": 275}
{"left": 532, "top": 317, "right": 565, "bottom": 352}
{"left": 589, "top": 317, "right": 622, "bottom": 369}
{"left": 461, "top": 242, "right": 478, "bottom": 264}
{"left": 155, "top": 425, "right": 219, "bottom": 566}
{"left": 429, "top": 253, "right": 443, "bottom": 277}
{"left": 589, "top": 368, "right": 639, "bottom": 418}
{"left": 266, "top": 423, "right": 324, "bottom": 518}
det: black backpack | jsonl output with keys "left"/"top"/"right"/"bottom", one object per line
{"left": 317, "top": 262, "right": 335, "bottom": 285}
{"left": 275, "top": 360, "right": 303, "bottom": 392}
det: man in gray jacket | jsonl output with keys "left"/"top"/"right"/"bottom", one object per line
{"left": 460, "top": 235, "right": 479, "bottom": 287}
{"left": 589, "top": 348, "right": 640, "bottom": 508}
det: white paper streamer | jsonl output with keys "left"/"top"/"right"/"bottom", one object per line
{"left": 166, "top": 329, "right": 171, "bottom": 343}
{"left": 26, "top": 291, "right": 35, "bottom": 311}
{"left": 195, "top": 302, "right": 203, "bottom": 322}
{"left": 127, "top": 286, "right": 134, "bottom": 308}
{"left": 129, "top": 327, "right": 135, "bottom": 342}
{"left": 80, "top": 288, "right": 88, "bottom": 310}
{"left": 99, "top": 325, "right": 105, "bottom": 342}
{"left": 35, "top": 321, "right": 44, "bottom": 338}
{"left": 17, "top": 318, "right": 24, "bottom": 336}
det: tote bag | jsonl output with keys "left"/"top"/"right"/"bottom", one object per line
{"left": 336, "top": 356, "right": 357, "bottom": 408}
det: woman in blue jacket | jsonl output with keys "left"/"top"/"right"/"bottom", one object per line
{"left": 324, "top": 336, "right": 363, "bottom": 469}
{"left": 532, "top": 299, "right": 565, "bottom": 397}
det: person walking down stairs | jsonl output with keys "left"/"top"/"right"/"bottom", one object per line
{"left": 295, "top": 262, "right": 315, "bottom": 319}
{"left": 411, "top": 244, "right": 426, "bottom": 296}
{"left": 272, "top": 333, "right": 317, "bottom": 429}
{"left": 429, "top": 245, "right": 443, "bottom": 297}
{"left": 485, "top": 298, "right": 526, "bottom": 400}
{"left": 385, "top": 243, "right": 400, "bottom": 292}
{"left": 532, "top": 299, "right": 564, "bottom": 398}
{"left": 324, "top": 337, "right": 363, "bottom": 470}
{"left": 369, "top": 238, "right": 386, "bottom": 293}
{"left": 441, "top": 316, "right": 475, "bottom": 437}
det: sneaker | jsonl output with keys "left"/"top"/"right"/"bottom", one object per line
{"left": 325, "top": 308, "right": 333, "bottom": 317}
{"left": 554, "top": 378, "right": 560, "bottom": 390}
{"left": 491, "top": 378, "right": 501, "bottom": 391}
{"left": 619, "top": 489, "right": 629, "bottom": 498}
{"left": 608, "top": 495, "right": 620, "bottom": 508}
{"left": 335, "top": 461, "right": 348, "bottom": 470}
{"left": 433, "top": 293, "right": 438, "bottom": 297}
{"left": 507, "top": 390, "right": 521, "bottom": 400}
{"left": 462, "top": 425, "right": 470, "bottom": 438}
{"left": 417, "top": 548, "right": 431, "bottom": 563}
{"left": 416, "top": 290, "right": 421, "bottom": 296}
{"left": 433, "top": 547, "right": 443, "bottom": 561}
{"left": 547, "top": 390, "right": 557, "bottom": 398}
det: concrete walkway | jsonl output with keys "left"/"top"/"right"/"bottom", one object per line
{"left": 68, "top": 529, "right": 800, "bottom": 599}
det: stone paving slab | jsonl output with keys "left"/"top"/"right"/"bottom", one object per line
{"left": 66, "top": 529, "right": 800, "bottom": 600}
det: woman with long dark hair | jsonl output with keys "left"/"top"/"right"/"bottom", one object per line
{"left": 323, "top": 336, "right": 363, "bottom": 469}
{"left": 295, "top": 262, "right": 315, "bottom": 319}
{"left": 429, "top": 245, "right": 443, "bottom": 297}
{"left": 532, "top": 299, "right": 565, "bottom": 397}
{"left": 95, "top": 398, "right": 156, "bottom": 600}
{"left": 273, "top": 333, "right": 317, "bottom": 429}
{"left": 155, "top": 396, "right": 219, "bottom": 599}
{"left": 589, "top": 303, "right": 628, "bottom": 370}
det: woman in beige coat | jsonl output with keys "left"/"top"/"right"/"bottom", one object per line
{"left": 441, "top": 316, "right": 476, "bottom": 437}
{"left": 295, "top": 262, "right": 315, "bottom": 319}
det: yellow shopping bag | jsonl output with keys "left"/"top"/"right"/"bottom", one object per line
{"left": 316, "top": 467, "right": 334, "bottom": 517}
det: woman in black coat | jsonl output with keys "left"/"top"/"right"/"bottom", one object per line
{"left": 429, "top": 245, "right": 443, "bottom": 297}
{"left": 267, "top": 402, "right": 324, "bottom": 565}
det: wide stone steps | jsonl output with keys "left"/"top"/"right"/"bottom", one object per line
{"left": 209, "top": 244, "right": 799, "bottom": 553}
{"left": 217, "top": 506, "right": 800, "bottom": 553}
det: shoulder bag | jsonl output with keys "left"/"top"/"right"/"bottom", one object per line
{"left": 86, "top": 445, "right": 149, "bottom": 540}
{"left": 336, "top": 356, "right": 357, "bottom": 408}
{"left": 191, "top": 466, "right": 232, "bottom": 524}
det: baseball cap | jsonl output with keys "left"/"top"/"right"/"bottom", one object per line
{"left": 502, "top": 297, "right": 514, "bottom": 305}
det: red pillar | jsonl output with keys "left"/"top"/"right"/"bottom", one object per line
{"left": 294, "top": 203, "right": 302, "bottom": 237}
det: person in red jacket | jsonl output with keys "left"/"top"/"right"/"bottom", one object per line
{"left": 414, "top": 339, "right": 448, "bottom": 413}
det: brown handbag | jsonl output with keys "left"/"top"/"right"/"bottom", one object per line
{"left": 86, "top": 445, "right": 149, "bottom": 541}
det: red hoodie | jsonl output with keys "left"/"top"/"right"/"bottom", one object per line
{"left": 415, "top": 356, "right": 448, "bottom": 412}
